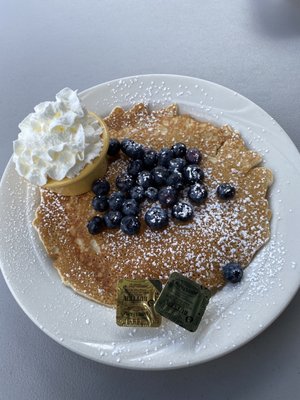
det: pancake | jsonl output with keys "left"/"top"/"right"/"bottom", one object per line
{"left": 33, "top": 104, "right": 273, "bottom": 306}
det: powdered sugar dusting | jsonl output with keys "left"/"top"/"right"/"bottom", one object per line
{"left": 34, "top": 104, "right": 274, "bottom": 307}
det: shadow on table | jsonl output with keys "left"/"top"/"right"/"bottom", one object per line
{"left": 251, "top": 0, "right": 300, "bottom": 37}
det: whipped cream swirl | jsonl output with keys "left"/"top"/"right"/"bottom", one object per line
{"left": 13, "top": 88, "right": 103, "bottom": 186}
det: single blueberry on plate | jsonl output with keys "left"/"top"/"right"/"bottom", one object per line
{"left": 145, "top": 186, "right": 158, "bottom": 201}
{"left": 166, "top": 171, "right": 184, "bottom": 190}
{"left": 183, "top": 164, "right": 204, "bottom": 184}
{"left": 157, "top": 148, "right": 173, "bottom": 167}
{"left": 127, "top": 159, "right": 144, "bottom": 177}
{"left": 188, "top": 183, "right": 208, "bottom": 204}
{"left": 120, "top": 215, "right": 141, "bottom": 235}
{"left": 87, "top": 216, "right": 104, "bottom": 235}
{"left": 145, "top": 206, "right": 169, "bottom": 230}
{"left": 217, "top": 183, "right": 236, "bottom": 200}
{"left": 116, "top": 173, "right": 135, "bottom": 192}
{"left": 136, "top": 170, "right": 153, "bottom": 189}
{"left": 107, "top": 138, "right": 121, "bottom": 156}
{"left": 168, "top": 158, "right": 186, "bottom": 173}
{"left": 143, "top": 149, "right": 158, "bottom": 169}
{"left": 222, "top": 262, "right": 243, "bottom": 283}
{"left": 185, "top": 148, "right": 202, "bottom": 164}
{"left": 171, "top": 142, "right": 186, "bottom": 158}
{"left": 158, "top": 186, "right": 178, "bottom": 207}
{"left": 108, "top": 191, "right": 125, "bottom": 211}
{"left": 172, "top": 201, "right": 194, "bottom": 221}
{"left": 92, "top": 195, "right": 109, "bottom": 212}
{"left": 151, "top": 166, "right": 169, "bottom": 186}
{"left": 104, "top": 211, "right": 123, "bottom": 228}
{"left": 130, "top": 186, "right": 145, "bottom": 202}
{"left": 92, "top": 178, "right": 110, "bottom": 196}
{"left": 122, "top": 199, "right": 140, "bottom": 216}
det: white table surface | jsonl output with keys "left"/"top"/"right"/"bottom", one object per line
{"left": 1, "top": 1, "right": 300, "bottom": 399}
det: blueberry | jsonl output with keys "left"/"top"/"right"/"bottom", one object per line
{"left": 108, "top": 191, "right": 125, "bottom": 211}
{"left": 145, "top": 186, "right": 158, "bottom": 201}
{"left": 121, "top": 139, "right": 144, "bottom": 160}
{"left": 188, "top": 183, "right": 208, "bottom": 204}
{"left": 222, "top": 262, "right": 243, "bottom": 283}
{"left": 116, "top": 173, "right": 135, "bottom": 192}
{"left": 92, "top": 178, "right": 110, "bottom": 196}
{"left": 87, "top": 216, "right": 104, "bottom": 235}
{"left": 120, "top": 138, "right": 134, "bottom": 152}
{"left": 186, "top": 148, "right": 202, "bottom": 164}
{"left": 166, "top": 171, "right": 184, "bottom": 191}
{"left": 151, "top": 166, "right": 169, "bottom": 187}
{"left": 183, "top": 164, "right": 204, "bottom": 184}
{"left": 122, "top": 199, "right": 140, "bottom": 216}
{"left": 172, "top": 202, "right": 194, "bottom": 221}
{"left": 217, "top": 183, "right": 236, "bottom": 200}
{"left": 120, "top": 215, "right": 140, "bottom": 235}
{"left": 127, "top": 159, "right": 144, "bottom": 177}
{"left": 136, "top": 170, "right": 153, "bottom": 189}
{"left": 130, "top": 186, "right": 145, "bottom": 202}
{"left": 92, "top": 195, "right": 109, "bottom": 212}
{"left": 168, "top": 158, "right": 186, "bottom": 173}
{"left": 157, "top": 148, "right": 173, "bottom": 167}
{"left": 145, "top": 206, "right": 169, "bottom": 230}
{"left": 107, "top": 138, "right": 121, "bottom": 156}
{"left": 158, "top": 186, "right": 178, "bottom": 207}
{"left": 104, "top": 210, "right": 123, "bottom": 228}
{"left": 171, "top": 142, "right": 186, "bottom": 158}
{"left": 143, "top": 149, "right": 158, "bottom": 169}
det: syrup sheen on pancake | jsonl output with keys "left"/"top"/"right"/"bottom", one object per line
{"left": 33, "top": 104, "right": 273, "bottom": 306}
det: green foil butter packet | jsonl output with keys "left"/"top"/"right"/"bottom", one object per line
{"left": 155, "top": 272, "right": 211, "bottom": 332}
{"left": 116, "top": 279, "right": 162, "bottom": 328}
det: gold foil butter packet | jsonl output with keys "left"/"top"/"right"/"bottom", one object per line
{"left": 154, "top": 272, "right": 211, "bottom": 332}
{"left": 116, "top": 279, "right": 162, "bottom": 328}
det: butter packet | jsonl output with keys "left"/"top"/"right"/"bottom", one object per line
{"left": 116, "top": 279, "right": 162, "bottom": 328}
{"left": 155, "top": 272, "right": 211, "bottom": 332}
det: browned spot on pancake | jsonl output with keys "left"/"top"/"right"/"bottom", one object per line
{"left": 33, "top": 104, "right": 273, "bottom": 306}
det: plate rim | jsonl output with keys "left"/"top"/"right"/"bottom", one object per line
{"left": 1, "top": 73, "right": 300, "bottom": 370}
{"left": 81, "top": 73, "right": 300, "bottom": 161}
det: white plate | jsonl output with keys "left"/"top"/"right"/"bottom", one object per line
{"left": 1, "top": 75, "right": 300, "bottom": 370}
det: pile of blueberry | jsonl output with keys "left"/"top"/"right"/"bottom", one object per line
{"left": 87, "top": 138, "right": 236, "bottom": 235}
